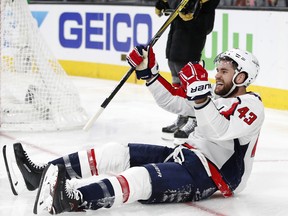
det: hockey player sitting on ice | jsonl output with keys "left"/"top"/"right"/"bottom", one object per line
{"left": 3, "top": 46, "right": 264, "bottom": 214}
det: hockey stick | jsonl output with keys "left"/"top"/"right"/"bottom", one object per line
{"left": 83, "top": 0, "right": 190, "bottom": 131}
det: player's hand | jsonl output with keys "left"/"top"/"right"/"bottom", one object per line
{"left": 126, "top": 45, "right": 159, "bottom": 80}
{"left": 155, "top": 0, "right": 169, "bottom": 17}
{"left": 179, "top": 0, "right": 201, "bottom": 21}
{"left": 179, "top": 62, "right": 211, "bottom": 100}
{"left": 179, "top": 12, "right": 194, "bottom": 21}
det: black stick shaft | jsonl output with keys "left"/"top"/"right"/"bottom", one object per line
{"left": 83, "top": 0, "right": 190, "bottom": 131}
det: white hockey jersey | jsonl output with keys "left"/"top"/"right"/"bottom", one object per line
{"left": 147, "top": 75, "right": 265, "bottom": 194}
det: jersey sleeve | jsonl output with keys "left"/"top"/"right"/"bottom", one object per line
{"left": 147, "top": 75, "right": 195, "bottom": 117}
{"left": 194, "top": 94, "right": 264, "bottom": 141}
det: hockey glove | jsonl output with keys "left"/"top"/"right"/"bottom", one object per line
{"left": 126, "top": 45, "right": 159, "bottom": 80}
{"left": 155, "top": 0, "right": 170, "bottom": 17}
{"left": 179, "top": 62, "right": 211, "bottom": 100}
{"left": 179, "top": 0, "right": 202, "bottom": 21}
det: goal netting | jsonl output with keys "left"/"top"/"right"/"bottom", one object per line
{"left": 0, "top": 0, "right": 88, "bottom": 131}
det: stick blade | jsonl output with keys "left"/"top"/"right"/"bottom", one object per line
{"left": 82, "top": 107, "right": 104, "bottom": 131}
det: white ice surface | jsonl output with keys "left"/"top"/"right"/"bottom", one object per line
{"left": 1, "top": 76, "right": 288, "bottom": 216}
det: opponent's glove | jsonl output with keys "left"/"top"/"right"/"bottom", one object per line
{"left": 179, "top": 0, "right": 202, "bottom": 21}
{"left": 155, "top": 0, "right": 170, "bottom": 17}
{"left": 179, "top": 62, "right": 211, "bottom": 100}
{"left": 126, "top": 45, "right": 159, "bottom": 80}
{"left": 179, "top": 12, "right": 194, "bottom": 21}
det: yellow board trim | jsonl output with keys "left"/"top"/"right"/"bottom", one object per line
{"left": 60, "top": 60, "right": 288, "bottom": 110}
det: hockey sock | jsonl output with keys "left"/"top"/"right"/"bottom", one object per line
{"left": 78, "top": 179, "right": 115, "bottom": 210}
{"left": 77, "top": 167, "right": 152, "bottom": 210}
{"left": 50, "top": 152, "right": 82, "bottom": 179}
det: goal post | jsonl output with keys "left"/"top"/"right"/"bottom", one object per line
{"left": 0, "top": 0, "right": 88, "bottom": 131}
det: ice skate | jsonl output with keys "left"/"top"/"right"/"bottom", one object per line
{"left": 34, "top": 164, "right": 84, "bottom": 214}
{"left": 174, "top": 117, "right": 197, "bottom": 145}
{"left": 162, "top": 115, "right": 188, "bottom": 140}
{"left": 2, "top": 143, "right": 47, "bottom": 195}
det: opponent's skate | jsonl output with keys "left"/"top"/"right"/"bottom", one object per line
{"left": 174, "top": 117, "right": 197, "bottom": 145}
{"left": 34, "top": 164, "right": 84, "bottom": 214}
{"left": 162, "top": 115, "right": 188, "bottom": 140}
{"left": 2, "top": 143, "right": 47, "bottom": 195}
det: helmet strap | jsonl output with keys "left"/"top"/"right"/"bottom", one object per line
{"left": 222, "top": 70, "right": 245, "bottom": 98}
{"left": 222, "top": 85, "right": 237, "bottom": 98}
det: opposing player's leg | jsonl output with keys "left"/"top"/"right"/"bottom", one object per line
{"left": 3, "top": 142, "right": 130, "bottom": 195}
{"left": 174, "top": 116, "right": 197, "bottom": 145}
{"left": 162, "top": 115, "right": 188, "bottom": 140}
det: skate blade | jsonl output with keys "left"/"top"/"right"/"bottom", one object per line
{"left": 33, "top": 164, "right": 58, "bottom": 214}
{"left": 2, "top": 145, "right": 26, "bottom": 195}
{"left": 161, "top": 132, "right": 174, "bottom": 141}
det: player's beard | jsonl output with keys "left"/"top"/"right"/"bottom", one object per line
{"left": 214, "top": 80, "right": 235, "bottom": 97}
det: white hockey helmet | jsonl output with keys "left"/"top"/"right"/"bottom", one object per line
{"left": 214, "top": 48, "right": 260, "bottom": 87}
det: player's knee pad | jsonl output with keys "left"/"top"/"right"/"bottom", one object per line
{"left": 78, "top": 142, "right": 130, "bottom": 178}
{"left": 109, "top": 167, "right": 152, "bottom": 206}
{"left": 97, "top": 142, "right": 130, "bottom": 174}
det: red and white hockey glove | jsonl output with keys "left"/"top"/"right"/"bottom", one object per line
{"left": 179, "top": 62, "right": 211, "bottom": 101}
{"left": 126, "top": 45, "right": 159, "bottom": 80}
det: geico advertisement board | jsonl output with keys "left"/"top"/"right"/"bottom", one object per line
{"left": 30, "top": 4, "right": 288, "bottom": 91}
{"left": 30, "top": 5, "right": 167, "bottom": 67}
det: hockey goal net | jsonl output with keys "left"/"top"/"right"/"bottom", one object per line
{"left": 0, "top": 0, "right": 88, "bottom": 131}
